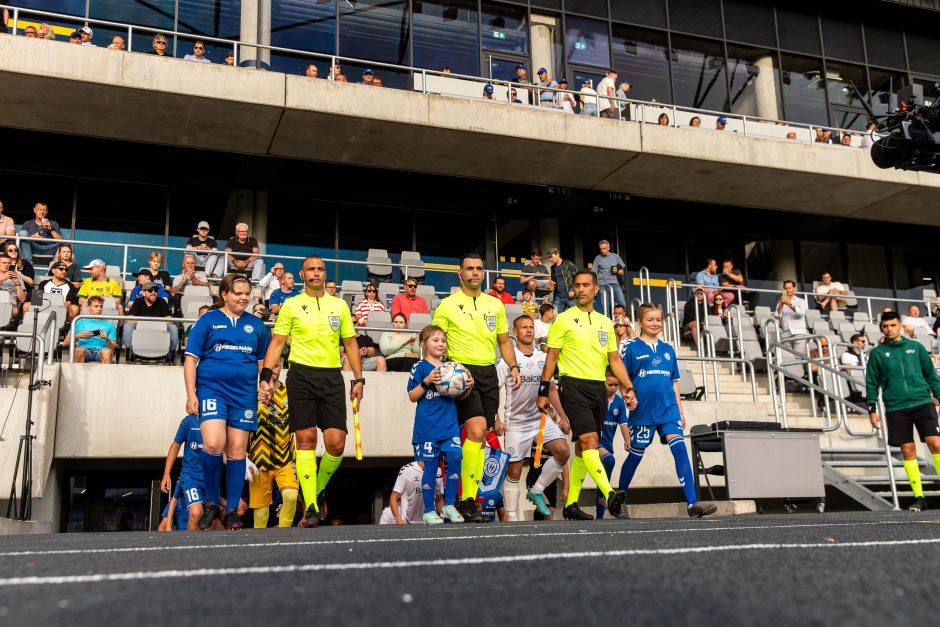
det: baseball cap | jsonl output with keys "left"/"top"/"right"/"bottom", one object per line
{"left": 50, "top": 262, "right": 68, "bottom": 271}
{"left": 515, "top": 64, "right": 526, "bottom": 70}
{"left": 83, "top": 259, "right": 106, "bottom": 269}
{"left": 256, "top": 306, "right": 273, "bottom": 318}
{"left": 363, "top": 68, "right": 374, "bottom": 76}
{"left": 717, "top": 116, "right": 728, "bottom": 124}
{"left": 197, "top": 220, "right": 210, "bottom": 230}
{"left": 79, "top": 26, "right": 93, "bottom": 36}
{"left": 141, "top": 281, "right": 158, "bottom": 291}
{"left": 558, "top": 78, "right": 568, "bottom": 84}
{"left": 537, "top": 67, "right": 547, "bottom": 74}
{"left": 614, "top": 316, "right": 630, "bottom": 327}
{"left": 483, "top": 83, "right": 494, "bottom": 94}
{"left": 137, "top": 269, "right": 153, "bottom": 278}
{"left": 620, "top": 79, "right": 632, "bottom": 86}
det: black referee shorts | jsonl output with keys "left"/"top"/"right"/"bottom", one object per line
{"left": 886, "top": 402, "right": 940, "bottom": 447}
{"left": 558, "top": 376, "right": 607, "bottom": 440}
{"left": 456, "top": 364, "right": 500, "bottom": 428}
{"left": 285, "top": 365, "right": 348, "bottom": 433}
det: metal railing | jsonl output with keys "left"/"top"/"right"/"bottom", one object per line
{"left": 678, "top": 355, "right": 758, "bottom": 403}
{"left": 0, "top": 331, "right": 48, "bottom": 380}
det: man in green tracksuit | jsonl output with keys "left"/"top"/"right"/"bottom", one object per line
{"left": 866, "top": 311, "right": 940, "bottom": 512}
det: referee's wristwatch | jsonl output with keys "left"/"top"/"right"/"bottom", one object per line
{"left": 509, "top": 364, "right": 521, "bottom": 373}
{"left": 353, "top": 377, "right": 366, "bottom": 386}
{"left": 624, "top": 387, "right": 636, "bottom": 396}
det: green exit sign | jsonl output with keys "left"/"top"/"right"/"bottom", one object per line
{"left": 493, "top": 31, "right": 506, "bottom": 40}
{"left": 575, "top": 41, "right": 587, "bottom": 50}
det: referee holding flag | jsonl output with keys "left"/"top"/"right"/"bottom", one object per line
{"left": 538, "top": 268, "right": 637, "bottom": 520}
{"left": 260, "top": 256, "right": 364, "bottom": 527}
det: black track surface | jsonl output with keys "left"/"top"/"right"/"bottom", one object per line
{"left": 0, "top": 511, "right": 938, "bottom": 625}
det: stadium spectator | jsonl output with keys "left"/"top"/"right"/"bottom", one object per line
{"left": 507, "top": 87, "right": 523, "bottom": 104}
{"left": 30, "top": 262, "right": 79, "bottom": 320}
{"left": 614, "top": 315, "right": 635, "bottom": 351}
{"left": 183, "top": 40, "right": 210, "bottom": 63}
{"left": 78, "top": 26, "right": 94, "bottom": 46}
{"left": 596, "top": 69, "right": 618, "bottom": 119}
{"left": 616, "top": 80, "right": 632, "bottom": 120}
{"left": 815, "top": 272, "right": 848, "bottom": 312}
{"left": 0, "top": 200, "right": 15, "bottom": 243}
{"left": 172, "top": 253, "right": 210, "bottom": 314}
{"left": 520, "top": 248, "right": 551, "bottom": 300}
{"left": 548, "top": 248, "right": 577, "bottom": 314}
{"left": 224, "top": 222, "right": 264, "bottom": 281}
{"left": 329, "top": 61, "right": 342, "bottom": 80}
{"left": 0, "top": 8, "right": 7, "bottom": 34}
{"left": 268, "top": 272, "right": 300, "bottom": 314}
{"left": 579, "top": 79, "right": 597, "bottom": 116}
{"left": 380, "top": 312, "right": 420, "bottom": 372}
{"left": 902, "top": 305, "right": 935, "bottom": 338}
{"left": 378, "top": 461, "right": 443, "bottom": 524}
{"left": 786, "top": 131, "right": 797, "bottom": 140}
{"left": 125, "top": 281, "right": 179, "bottom": 354}
{"left": 47, "top": 244, "right": 83, "bottom": 288}
{"left": 840, "top": 333, "right": 867, "bottom": 405}
{"left": 252, "top": 303, "right": 275, "bottom": 323}
{"left": 861, "top": 121, "right": 878, "bottom": 151}
{"left": 839, "top": 134, "right": 852, "bottom": 146}
{"left": 107, "top": 35, "right": 124, "bottom": 50}
{"left": 823, "top": 128, "right": 834, "bottom": 143}
{"left": 520, "top": 289, "right": 537, "bottom": 317}
{"left": 343, "top": 330, "right": 387, "bottom": 372}
{"left": 259, "top": 262, "right": 285, "bottom": 303}
{"left": 514, "top": 64, "right": 532, "bottom": 103}
{"left": 658, "top": 113, "right": 670, "bottom": 126}
{"left": 4, "top": 242, "right": 34, "bottom": 294}
{"left": 777, "top": 280, "right": 808, "bottom": 354}
{"left": 64, "top": 296, "right": 116, "bottom": 363}
{"left": 536, "top": 67, "right": 558, "bottom": 108}
{"left": 39, "top": 24, "right": 56, "bottom": 40}
{"left": 150, "top": 33, "right": 170, "bottom": 56}
{"left": 324, "top": 280, "right": 338, "bottom": 296}
{"left": 593, "top": 239, "right": 625, "bottom": 311}
{"left": 0, "top": 254, "right": 26, "bottom": 317}
{"left": 128, "top": 269, "right": 169, "bottom": 306}
{"left": 488, "top": 277, "right": 515, "bottom": 305}
{"left": 22, "top": 25, "right": 38, "bottom": 38}
{"left": 19, "top": 202, "right": 62, "bottom": 262}
{"left": 556, "top": 78, "right": 576, "bottom": 113}
{"left": 69, "top": 31, "right": 81, "bottom": 44}
{"left": 482, "top": 83, "right": 494, "bottom": 99}
{"left": 353, "top": 284, "right": 386, "bottom": 326}
{"left": 185, "top": 221, "right": 220, "bottom": 278}
{"left": 361, "top": 68, "right": 375, "bottom": 85}
{"left": 694, "top": 259, "right": 734, "bottom": 305}
{"left": 142, "top": 251, "right": 172, "bottom": 293}
{"left": 720, "top": 259, "right": 758, "bottom": 308}
{"left": 224, "top": 51, "right": 234, "bottom": 65}
{"left": 534, "top": 302, "right": 554, "bottom": 341}
{"left": 78, "top": 259, "right": 123, "bottom": 314}
{"left": 715, "top": 116, "right": 728, "bottom": 130}
{"left": 306, "top": 64, "right": 319, "bottom": 78}
{"left": 373, "top": 78, "right": 384, "bottom": 87}
{"left": 690, "top": 116, "right": 702, "bottom": 128}
{"left": 710, "top": 294, "right": 729, "bottom": 319}
{"left": 390, "top": 279, "right": 428, "bottom": 319}
{"left": 440, "top": 66, "right": 452, "bottom": 73}
{"left": 682, "top": 289, "right": 708, "bottom": 346}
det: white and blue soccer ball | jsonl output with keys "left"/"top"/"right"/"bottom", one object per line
{"left": 436, "top": 361, "right": 471, "bottom": 397}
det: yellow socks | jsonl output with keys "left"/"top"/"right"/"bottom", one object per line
{"left": 566, "top": 454, "right": 588, "bottom": 507}
{"left": 279, "top": 488, "right": 298, "bottom": 528}
{"left": 295, "top": 449, "right": 319, "bottom": 511}
{"left": 317, "top": 452, "right": 343, "bottom": 491}
{"left": 903, "top": 459, "right": 923, "bottom": 498}
{"left": 582, "top": 449, "right": 614, "bottom": 497}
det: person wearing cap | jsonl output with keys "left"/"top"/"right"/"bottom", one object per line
{"left": 29, "top": 261, "right": 80, "bottom": 320}
{"left": 579, "top": 79, "right": 598, "bottom": 116}
{"left": 224, "top": 51, "right": 235, "bottom": 66}
{"left": 556, "top": 78, "right": 577, "bottom": 114}
{"left": 514, "top": 64, "right": 532, "bottom": 103}
{"left": 185, "top": 221, "right": 220, "bottom": 278}
{"left": 616, "top": 79, "right": 632, "bottom": 120}
{"left": 597, "top": 69, "right": 619, "bottom": 119}
{"left": 64, "top": 296, "right": 117, "bottom": 364}
{"left": 715, "top": 116, "right": 727, "bottom": 131}
{"left": 183, "top": 40, "right": 211, "bottom": 63}
{"left": 69, "top": 31, "right": 82, "bottom": 44}
{"left": 361, "top": 69, "right": 375, "bottom": 86}
{"left": 127, "top": 269, "right": 169, "bottom": 307}
{"left": 535, "top": 67, "right": 558, "bottom": 108}
{"left": 125, "top": 281, "right": 178, "bottom": 358}
{"left": 77, "top": 259, "right": 123, "bottom": 315}
{"left": 224, "top": 222, "right": 264, "bottom": 281}
{"left": 482, "top": 83, "right": 494, "bottom": 100}
{"left": 19, "top": 202, "right": 62, "bottom": 263}
{"left": 79, "top": 26, "right": 94, "bottom": 46}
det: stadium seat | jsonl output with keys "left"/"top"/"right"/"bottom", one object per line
{"left": 366, "top": 311, "right": 392, "bottom": 341}
{"left": 809, "top": 318, "right": 831, "bottom": 334}
{"left": 678, "top": 369, "right": 704, "bottom": 400}
{"left": 377, "top": 282, "right": 399, "bottom": 307}
{"left": 106, "top": 265, "right": 122, "bottom": 282}
{"left": 838, "top": 322, "right": 856, "bottom": 343}
{"left": 408, "top": 312, "right": 431, "bottom": 330}
{"left": 0, "top": 292, "right": 12, "bottom": 330}
{"left": 366, "top": 249, "right": 393, "bottom": 283}
{"left": 400, "top": 251, "right": 425, "bottom": 283}
{"left": 864, "top": 323, "right": 881, "bottom": 345}
{"left": 852, "top": 311, "right": 870, "bottom": 330}
{"left": 341, "top": 280, "right": 364, "bottom": 307}
{"left": 415, "top": 284, "right": 438, "bottom": 308}
{"left": 505, "top": 303, "right": 524, "bottom": 319}
{"left": 805, "top": 308, "right": 822, "bottom": 321}
{"left": 128, "top": 321, "right": 173, "bottom": 364}
{"left": 742, "top": 340, "right": 767, "bottom": 371}
{"left": 180, "top": 285, "right": 212, "bottom": 319}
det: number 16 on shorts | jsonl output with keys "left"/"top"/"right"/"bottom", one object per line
{"left": 201, "top": 398, "right": 220, "bottom": 419}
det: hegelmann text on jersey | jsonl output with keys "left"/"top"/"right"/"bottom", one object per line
{"left": 213, "top": 343, "right": 254, "bottom": 353}
{"left": 637, "top": 369, "right": 672, "bottom": 378}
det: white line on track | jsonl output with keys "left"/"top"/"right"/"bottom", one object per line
{"left": 3, "top": 537, "right": 939, "bottom": 587}
{"left": 0, "top": 519, "right": 929, "bottom": 558}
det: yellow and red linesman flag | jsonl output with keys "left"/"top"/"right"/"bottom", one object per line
{"left": 352, "top": 397, "right": 363, "bottom": 461}
{"left": 533, "top": 412, "right": 547, "bottom": 468}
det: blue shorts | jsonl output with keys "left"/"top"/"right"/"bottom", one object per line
{"left": 178, "top": 474, "right": 204, "bottom": 509}
{"left": 164, "top": 484, "right": 189, "bottom": 531}
{"left": 413, "top": 436, "right": 461, "bottom": 462}
{"left": 198, "top": 394, "right": 258, "bottom": 431}
{"left": 83, "top": 347, "right": 106, "bottom": 362}
{"left": 629, "top": 421, "right": 684, "bottom": 449}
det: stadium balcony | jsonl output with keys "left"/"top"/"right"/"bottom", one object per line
{"left": 1, "top": 20, "right": 940, "bottom": 227}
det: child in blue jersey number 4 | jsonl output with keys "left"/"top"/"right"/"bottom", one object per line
{"left": 618, "top": 303, "right": 717, "bottom": 518}
{"left": 407, "top": 325, "right": 473, "bottom": 525}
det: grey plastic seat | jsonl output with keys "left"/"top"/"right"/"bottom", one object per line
{"left": 838, "top": 322, "right": 856, "bottom": 342}
{"left": 130, "top": 320, "right": 172, "bottom": 361}
{"left": 408, "top": 312, "right": 432, "bottom": 330}
{"left": 366, "top": 311, "right": 393, "bottom": 341}
{"left": 366, "top": 248, "right": 393, "bottom": 282}
{"left": 400, "top": 251, "right": 425, "bottom": 282}
{"left": 678, "top": 369, "right": 704, "bottom": 400}
{"left": 852, "top": 311, "right": 870, "bottom": 330}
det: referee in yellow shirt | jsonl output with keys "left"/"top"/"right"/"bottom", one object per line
{"left": 433, "top": 252, "right": 521, "bottom": 523}
{"left": 259, "top": 255, "right": 364, "bottom": 528}
{"left": 537, "top": 268, "right": 637, "bottom": 520}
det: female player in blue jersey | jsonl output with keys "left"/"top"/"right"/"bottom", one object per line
{"left": 407, "top": 325, "right": 470, "bottom": 524}
{"left": 618, "top": 303, "right": 716, "bottom": 518}
{"left": 185, "top": 274, "right": 269, "bottom": 530}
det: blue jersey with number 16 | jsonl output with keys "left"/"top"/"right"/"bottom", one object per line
{"left": 185, "top": 309, "right": 269, "bottom": 408}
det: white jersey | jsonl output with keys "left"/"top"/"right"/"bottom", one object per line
{"left": 389, "top": 461, "right": 442, "bottom": 524}
{"left": 497, "top": 346, "right": 545, "bottom": 426}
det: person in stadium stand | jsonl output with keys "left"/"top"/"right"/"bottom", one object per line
{"left": 580, "top": 79, "right": 598, "bottom": 116}
{"left": 556, "top": 78, "right": 577, "bottom": 113}
{"left": 160, "top": 413, "right": 205, "bottom": 531}
{"left": 39, "top": 24, "right": 57, "bottom": 40}
{"left": 715, "top": 116, "right": 728, "bottom": 130}
{"left": 777, "top": 280, "right": 808, "bottom": 355}
{"left": 360, "top": 68, "right": 375, "bottom": 85}
{"left": 537, "top": 269, "right": 636, "bottom": 520}
{"left": 172, "top": 253, "right": 210, "bottom": 315}
{"left": 380, "top": 313, "right": 420, "bottom": 372}
{"left": 548, "top": 248, "right": 578, "bottom": 314}
{"left": 224, "top": 222, "right": 264, "bottom": 281}
{"left": 107, "top": 35, "right": 125, "bottom": 49}
{"left": 78, "top": 26, "right": 94, "bottom": 46}
{"left": 520, "top": 289, "right": 537, "bottom": 317}
{"left": 786, "top": 131, "right": 798, "bottom": 140}
{"left": 150, "top": 33, "right": 170, "bottom": 56}
{"left": 185, "top": 221, "right": 220, "bottom": 278}
{"left": 616, "top": 79, "right": 632, "bottom": 120}
{"left": 695, "top": 259, "right": 734, "bottom": 305}
{"left": 259, "top": 255, "right": 364, "bottom": 528}
{"left": 50, "top": 243, "right": 82, "bottom": 287}
{"left": 482, "top": 84, "right": 495, "bottom": 100}
{"left": 378, "top": 461, "right": 443, "bottom": 524}
{"left": 658, "top": 113, "right": 670, "bottom": 126}
{"left": 535, "top": 67, "right": 558, "bottom": 108}
{"left": 406, "top": 325, "right": 468, "bottom": 524}
{"left": 268, "top": 272, "right": 300, "bottom": 315}
{"left": 342, "top": 329, "right": 387, "bottom": 372}
{"left": 534, "top": 303, "right": 554, "bottom": 341}
{"left": 520, "top": 248, "right": 551, "bottom": 301}
{"left": 127, "top": 269, "right": 169, "bottom": 307}
{"left": 391, "top": 279, "right": 429, "bottom": 319}
{"left": 902, "top": 305, "right": 935, "bottom": 338}
{"left": 324, "top": 280, "right": 338, "bottom": 296}
{"left": 495, "top": 315, "right": 569, "bottom": 520}
{"left": 690, "top": 116, "right": 702, "bottom": 128}
{"left": 0, "top": 254, "right": 26, "bottom": 318}
{"left": 682, "top": 289, "right": 708, "bottom": 347}
{"left": 64, "top": 295, "right": 117, "bottom": 363}
{"left": 597, "top": 69, "right": 619, "bottom": 119}
{"left": 488, "top": 276, "right": 515, "bottom": 305}
{"left": 306, "top": 65, "right": 319, "bottom": 78}
{"left": 125, "top": 281, "right": 179, "bottom": 354}
{"left": 867, "top": 311, "right": 940, "bottom": 513}
{"left": 596, "top": 368, "right": 628, "bottom": 519}
{"left": 69, "top": 31, "right": 81, "bottom": 44}
{"left": 0, "top": 200, "right": 15, "bottom": 243}
{"left": 815, "top": 272, "right": 848, "bottom": 312}
{"left": 77, "top": 259, "right": 123, "bottom": 314}
{"left": 183, "top": 40, "right": 211, "bottom": 63}
{"left": 4, "top": 242, "right": 34, "bottom": 295}
{"left": 224, "top": 51, "right": 234, "bottom": 65}
{"left": 249, "top": 359, "right": 298, "bottom": 528}
{"left": 143, "top": 251, "right": 173, "bottom": 293}
{"left": 19, "top": 202, "right": 62, "bottom": 262}
{"left": 259, "top": 262, "right": 285, "bottom": 304}
{"left": 618, "top": 303, "right": 717, "bottom": 518}
{"left": 710, "top": 294, "right": 729, "bottom": 320}
{"left": 432, "top": 252, "right": 520, "bottom": 523}
{"left": 28, "top": 261, "right": 79, "bottom": 320}
{"left": 353, "top": 284, "right": 386, "bottom": 326}
{"left": 185, "top": 274, "right": 270, "bottom": 530}
{"left": 614, "top": 315, "right": 634, "bottom": 351}
{"left": 720, "top": 259, "right": 759, "bottom": 308}
{"left": 592, "top": 239, "right": 625, "bottom": 312}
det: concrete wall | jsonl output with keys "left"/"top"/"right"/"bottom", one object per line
{"left": 0, "top": 367, "right": 59, "bottom": 499}
{"left": 1, "top": 36, "right": 938, "bottom": 226}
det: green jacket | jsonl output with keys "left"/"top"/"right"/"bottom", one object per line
{"left": 865, "top": 336, "right": 940, "bottom": 412}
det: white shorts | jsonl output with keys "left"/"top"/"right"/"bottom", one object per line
{"left": 378, "top": 507, "right": 395, "bottom": 525}
{"left": 504, "top": 419, "right": 565, "bottom": 462}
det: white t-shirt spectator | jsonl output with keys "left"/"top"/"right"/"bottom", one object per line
{"left": 902, "top": 315, "right": 935, "bottom": 336}
{"left": 534, "top": 318, "right": 551, "bottom": 341}
{"left": 815, "top": 282, "right": 848, "bottom": 309}
{"left": 778, "top": 296, "right": 808, "bottom": 337}
{"left": 580, "top": 86, "right": 597, "bottom": 107}
{"left": 596, "top": 76, "right": 616, "bottom": 111}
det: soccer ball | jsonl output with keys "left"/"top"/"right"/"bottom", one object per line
{"left": 436, "top": 361, "right": 471, "bottom": 397}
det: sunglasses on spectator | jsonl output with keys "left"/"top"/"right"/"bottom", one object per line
{"left": 155, "top": 40, "right": 167, "bottom": 45}
{"left": 194, "top": 46, "right": 204, "bottom": 50}
{"left": 365, "top": 289, "right": 376, "bottom": 293}
{"left": 145, "top": 288, "right": 159, "bottom": 293}
{"left": 405, "top": 283, "right": 417, "bottom": 288}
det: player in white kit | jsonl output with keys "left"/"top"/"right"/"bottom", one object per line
{"left": 496, "top": 315, "right": 571, "bottom": 520}
{"left": 378, "top": 461, "right": 444, "bottom": 524}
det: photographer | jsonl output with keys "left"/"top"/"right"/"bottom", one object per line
{"left": 63, "top": 295, "right": 117, "bottom": 364}
{"left": 592, "top": 239, "right": 625, "bottom": 314}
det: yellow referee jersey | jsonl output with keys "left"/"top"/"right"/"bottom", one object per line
{"left": 250, "top": 384, "right": 295, "bottom": 470}
{"left": 546, "top": 307, "right": 616, "bottom": 381}
{"left": 273, "top": 292, "right": 355, "bottom": 369}
{"left": 432, "top": 290, "right": 508, "bottom": 366}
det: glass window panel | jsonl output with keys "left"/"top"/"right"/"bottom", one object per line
{"left": 611, "top": 25, "right": 670, "bottom": 103}
{"left": 727, "top": 46, "right": 781, "bottom": 118}
{"left": 339, "top": 0, "right": 409, "bottom": 65}
{"left": 565, "top": 0, "right": 607, "bottom": 19}
{"left": 670, "top": 36, "right": 729, "bottom": 112}
{"left": 905, "top": 30, "right": 940, "bottom": 77}
{"left": 89, "top": 0, "right": 174, "bottom": 30}
{"left": 864, "top": 24, "right": 906, "bottom": 70}
{"left": 822, "top": 16, "right": 864, "bottom": 63}
{"left": 570, "top": 67, "right": 605, "bottom": 93}
{"left": 177, "top": 1, "right": 241, "bottom": 43}
{"left": 565, "top": 15, "right": 610, "bottom": 68}
{"left": 722, "top": 0, "right": 775, "bottom": 48}
{"left": 413, "top": 0, "right": 479, "bottom": 75}
{"left": 611, "top": 0, "right": 666, "bottom": 29}
{"left": 848, "top": 243, "right": 893, "bottom": 312}
{"left": 270, "top": 0, "right": 336, "bottom": 70}
{"left": 11, "top": 0, "right": 84, "bottom": 17}
{"left": 830, "top": 109, "right": 866, "bottom": 132}
{"left": 531, "top": 0, "right": 562, "bottom": 9}
{"left": 825, "top": 62, "right": 866, "bottom": 107}
{"left": 744, "top": 239, "right": 796, "bottom": 294}
{"left": 777, "top": 7, "right": 821, "bottom": 55}
{"left": 780, "top": 54, "right": 828, "bottom": 126}
{"left": 481, "top": 2, "right": 528, "bottom": 54}
{"left": 868, "top": 68, "right": 908, "bottom": 116}
{"left": 800, "top": 241, "right": 843, "bottom": 291}
{"left": 892, "top": 248, "right": 935, "bottom": 303}
{"left": 668, "top": 0, "right": 722, "bottom": 38}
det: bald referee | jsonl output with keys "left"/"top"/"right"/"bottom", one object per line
{"left": 537, "top": 269, "right": 637, "bottom": 520}
{"left": 433, "top": 252, "right": 521, "bottom": 523}
{"left": 259, "top": 255, "right": 364, "bottom": 528}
